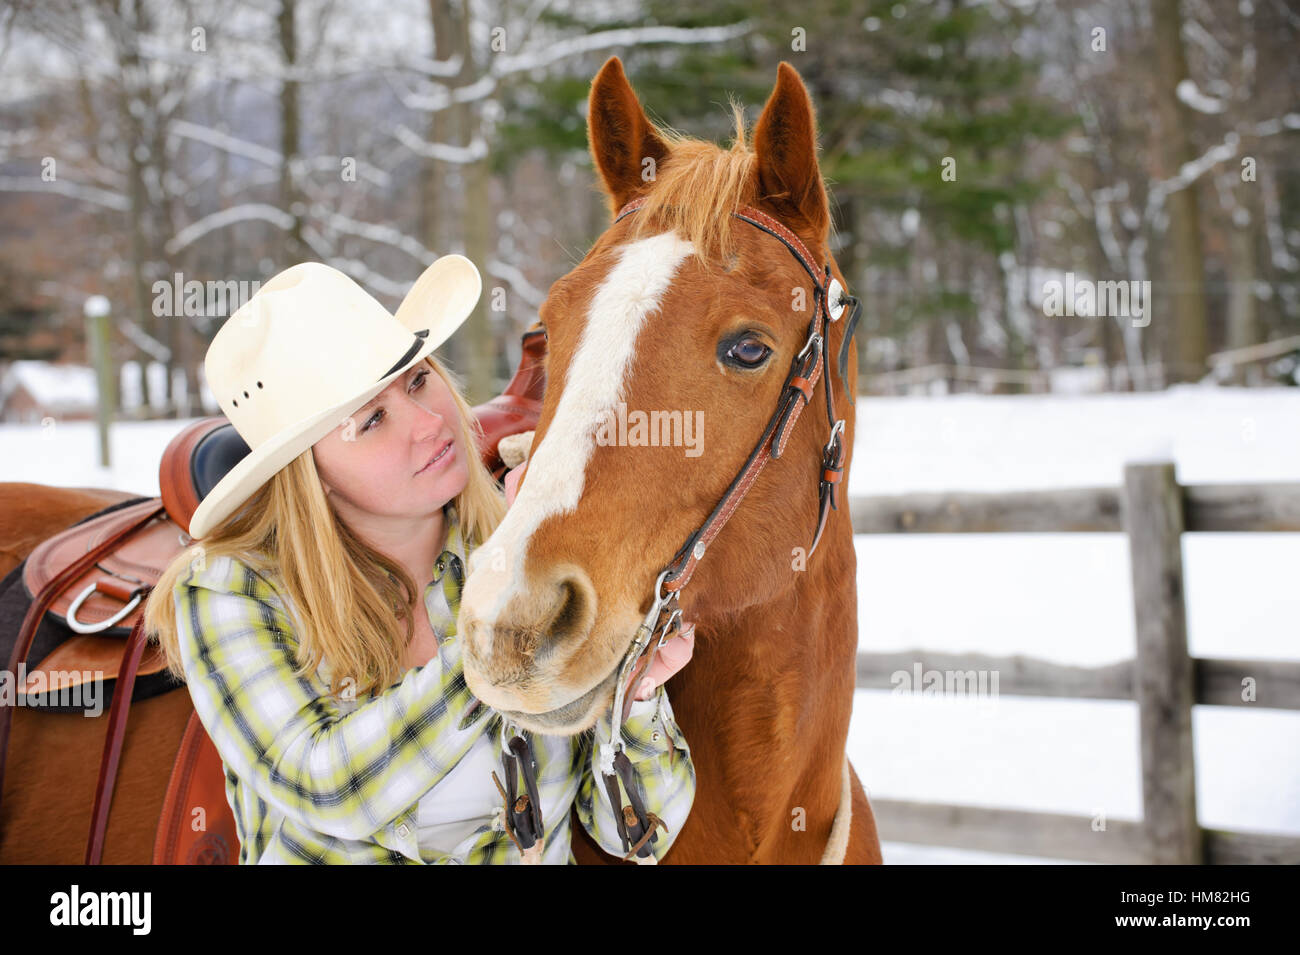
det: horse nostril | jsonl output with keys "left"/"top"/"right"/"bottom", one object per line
{"left": 540, "top": 571, "right": 595, "bottom": 654}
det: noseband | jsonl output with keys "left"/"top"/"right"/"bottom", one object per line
{"left": 599, "top": 197, "right": 863, "bottom": 862}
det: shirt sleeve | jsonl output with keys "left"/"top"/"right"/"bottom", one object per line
{"left": 574, "top": 683, "right": 696, "bottom": 862}
{"left": 174, "top": 563, "right": 485, "bottom": 843}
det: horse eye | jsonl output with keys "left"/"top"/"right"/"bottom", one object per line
{"left": 726, "top": 339, "right": 771, "bottom": 367}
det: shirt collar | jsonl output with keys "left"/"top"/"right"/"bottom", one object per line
{"left": 431, "top": 502, "right": 467, "bottom": 584}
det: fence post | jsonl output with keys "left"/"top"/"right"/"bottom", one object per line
{"left": 1122, "top": 461, "right": 1202, "bottom": 863}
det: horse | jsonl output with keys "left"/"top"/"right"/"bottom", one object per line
{"left": 456, "top": 57, "right": 883, "bottom": 864}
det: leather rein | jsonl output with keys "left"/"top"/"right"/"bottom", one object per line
{"left": 597, "top": 196, "right": 863, "bottom": 863}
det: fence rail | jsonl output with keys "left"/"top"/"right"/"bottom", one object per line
{"left": 851, "top": 463, "right": 1300, "bottom": 864}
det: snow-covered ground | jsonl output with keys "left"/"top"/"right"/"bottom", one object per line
{"left": 2, "top": 384, "right": 1297, "bottom": 864}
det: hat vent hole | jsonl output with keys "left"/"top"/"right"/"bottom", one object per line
{"left": 243, "top": 390, "right": 250, "bottom": 398}
{"left": 257, "top": 381, "right": 263, "bottom": 389}
{"left": 232, "top": 399, "right": 238, "bottom": 407}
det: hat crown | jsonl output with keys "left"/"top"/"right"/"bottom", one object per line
{"left": 206, "top": 263, "right": 423, "bottom": 449}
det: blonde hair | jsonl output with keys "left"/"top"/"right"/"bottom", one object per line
{"left": 143, "top": 355, "right": 507, "bottom": 699}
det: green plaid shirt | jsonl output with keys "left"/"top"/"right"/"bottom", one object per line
{"left": 174, "top": 509, "right": 695, "bottom": 864}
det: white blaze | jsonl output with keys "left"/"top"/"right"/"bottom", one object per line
{"left": 465, "top": 231, "right": 696, "bottom": 624}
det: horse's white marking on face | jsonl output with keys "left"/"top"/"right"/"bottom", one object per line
{"left": 464, "top": 231, "right": 695, "bottom": 628}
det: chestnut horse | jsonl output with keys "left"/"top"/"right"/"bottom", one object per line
{"left": 458, "top": 59, "right": 882, "bottom": 863}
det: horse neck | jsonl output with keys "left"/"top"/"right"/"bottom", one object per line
{"left": 666, "top": 521, "right": 857, "bottom": 863}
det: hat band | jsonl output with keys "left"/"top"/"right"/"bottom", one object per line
{"left": 381, "top": 329, "right": 430, "bottom": 379}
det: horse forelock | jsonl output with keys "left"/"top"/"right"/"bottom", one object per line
{"left": 626, "top": 135, "right": 761, "bottom": 267}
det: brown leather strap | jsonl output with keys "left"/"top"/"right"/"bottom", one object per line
{"left": 616, "top": 197, "right": 827, "bottom": 284}
{"left": 85, "top": 614, "right": 153, "bottom": 864}
{"left": 660, "top": 323, "right": 826, "bottom": 595}
{"left": 499, "top": 733, "right": 544, "bottom": 852}
{"left": 600, "top": 748, "right": 659, "bottom": 861}
{"left": 96, "top": 578, "right": 143, "bottom": 604}
{"left": 812, "top": 432, "right": 845, "bottom": 555}
{"left": 0, "top": 502, "right": 165, "bottom": 828}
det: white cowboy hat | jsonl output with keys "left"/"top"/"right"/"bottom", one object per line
{"left": 187, "top": 255, "right": 481, "bottom": 539}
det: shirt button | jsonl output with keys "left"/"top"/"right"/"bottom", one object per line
{"left": 396, "top": 823, "right": 411, "bottom": 839}
{"left": 651, "top": 731, "right": 660, "bottom": 742}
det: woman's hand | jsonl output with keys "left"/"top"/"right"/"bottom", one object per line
{"left": 505, "top": 460, "right": 695, "bottom": 701}
{"left": 504, "top": 461, "right": 527, "bottom": 508}
{"left": 624, "top": 622, "right": 695, "bottom": 701}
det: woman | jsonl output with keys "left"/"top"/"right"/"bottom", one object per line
{"left": 142, "top": 256, "right": 696, "bottom": 864}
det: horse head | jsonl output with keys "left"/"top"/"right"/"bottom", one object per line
{"left": 458, "top": 57, "right": 857, "bottom": 735}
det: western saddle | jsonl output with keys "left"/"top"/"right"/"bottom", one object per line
{"left": 0, "top": 326, "right": 545, "bottom": 864}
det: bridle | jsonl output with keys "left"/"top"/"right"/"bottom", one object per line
{"left": 596, "top": 196, "right": 864, "bottom": 863}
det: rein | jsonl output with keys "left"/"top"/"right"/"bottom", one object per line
{"left": 598, "top": 197, "right": 863, "bottom": 863}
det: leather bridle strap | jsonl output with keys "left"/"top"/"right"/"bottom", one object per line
{"left": 612, "top": 197, "right": 853, "bottom": 596}
{"left": 490, "top": 728, "right": 546, "bottom": 861}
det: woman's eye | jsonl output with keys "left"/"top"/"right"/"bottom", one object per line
{"left": 726, "top": 339, "right": 771, "bottom": 367}
{"left": 362, "top": 409, "right": 384, "bottom": 432}
{"left": 410, "top": 370, "right": 429, "bottom": 391}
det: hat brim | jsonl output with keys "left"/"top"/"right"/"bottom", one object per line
{"left": 188, "top": 333, "right": 440, "bottom": 539}
{"left": 395, "top": 254, "right": 482, "bottom": 345}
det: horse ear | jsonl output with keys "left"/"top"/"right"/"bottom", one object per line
{"left": 587, "top": 57, "right": 669, "bottom": 215}
{"left": 753, "top": 62, "right": 829, "bottom": 244}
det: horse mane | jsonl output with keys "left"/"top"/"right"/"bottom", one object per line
{"left": 625, "top": 100, "right": 760, "bottom": 267}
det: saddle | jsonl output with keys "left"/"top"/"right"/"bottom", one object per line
{"left": 0, "top": 324, "right": 546, "bottom": 864}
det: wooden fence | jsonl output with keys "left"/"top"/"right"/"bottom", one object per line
{"left": 862, "top": 362, "right": 1172, "bottom": 396}
{"left": 851, "top": 462, "right": 1300, "bottom": 864}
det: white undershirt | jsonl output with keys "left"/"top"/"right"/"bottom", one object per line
{"left": 414, "top": 727, "right": 502, "bottom": 855}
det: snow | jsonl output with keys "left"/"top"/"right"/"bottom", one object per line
{"left": 0, "top": 384, "right": 1296, "bottom": 863}
{"left": 0, "top": 361, "right": 99, "bottom": 412}
{"left": 165, "top": 204, "right": 296, "bottom": 256}
{"left": 1175, "top": 78, "right": 1227, "bottom": 115}
{"left": 847, "top": 385, "right": 1300, "bottom": 862}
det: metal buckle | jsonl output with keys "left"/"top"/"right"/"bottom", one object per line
{"left": 825, "top": 418, "right": 845, "bottom": 452}
{"left": 796, "top": 331, "right": 823, "bottom": 364}
{"left": 66, "top": 582, "right": 144, "bottom": 634}
{"left": 608, "top": 568, "right": 676, "bottom": 759}
{"left": 656, "top": 607, "right": 683, "bottom": 650}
